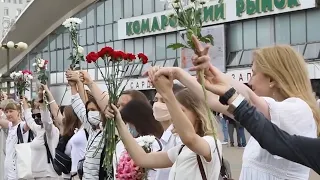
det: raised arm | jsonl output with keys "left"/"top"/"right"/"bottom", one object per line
{"left": 40, "top": 105, "right": 53, "bottom": 136}
{"left": 233, "top": 97, "right": 320, "bottom": 174}
{"left": 70, "top": 82, "right": 92, "bottom": 132}
{"left": 22, "top": 98, "right": 40, "bottom": 132}
{"left": 79, "top": 71, "right": 109, "bottom": 110}
{"left": 107, "top": 104, "right": 172, "bottom": 169}
{"left": 41, "top": 84, "right": 63, "bottom": 129}
{"left": 65, "top": 70, "right": 87, "bottom": 103}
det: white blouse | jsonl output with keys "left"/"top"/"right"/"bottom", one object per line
{"left": 240, "top": 97, "right": 317, "bottom": 180}
{"left": 24, "top": 108, "right": 60, "bottom": 178}
{"left": 167, "top": 136, "right": 222, "bottom": 180}
{"left": 62, "top": 128, "right": 87, "bottom": 178}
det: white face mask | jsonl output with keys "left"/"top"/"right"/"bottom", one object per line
{"left": 88, "top": 111, "right": 101, "bottom": 126}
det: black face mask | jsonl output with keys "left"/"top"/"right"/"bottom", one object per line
{"left": 32, "top": 113, "right": 42, "bottom": 125}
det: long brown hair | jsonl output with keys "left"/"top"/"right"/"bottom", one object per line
{"left": 175, "top": 89, "right": 216, "bottom": 137}
{"left": 61, "top": 106, "right": 82, "bottom": 137}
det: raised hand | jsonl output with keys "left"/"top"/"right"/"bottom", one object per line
{"left": 148, "top": 66, "right": 174, "bottom": 97}
{"left": 79, "top": 70, "right": 93, "bottom": 85}
{"left": 104, "top": 104, "right": 122, "bottom": 123}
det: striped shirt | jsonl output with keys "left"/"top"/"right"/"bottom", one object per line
{"left": 71, "top": 93, "right": 105, "bottom": 180}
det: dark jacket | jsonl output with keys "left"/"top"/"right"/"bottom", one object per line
{"left": 233, "top": 100, "right": 320, "bottom": 175}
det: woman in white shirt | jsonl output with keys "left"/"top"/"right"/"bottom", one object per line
{"left": 21, "top": 95, "right": 60, "bottom": 180}
{"left": 40, "top": 84, "right": 86, "bottom": 179}
{"left": 0, "top": 100, "right": 32, "bottom": 180}
{"left": 188, "top": 37, "right": 320, "bottom": 180}
{"left": 106, "top": 77, "right": 222, "bottom": 180}
{"left": 113, "top": 99, "right": 164, "bottom": 180}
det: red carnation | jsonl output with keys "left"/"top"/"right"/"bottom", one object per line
{"left": 44, "top": 60, "right": 49, "bottom": 65}
{"left": 125, "top": 53, "right": 136, "bottom": 62}
{"left": 86, "top": 52, "right": 100, "bottom": 63}
{"left": 111, "top": 51, "right": 126, "bottom": 61}
{"left": 98, "top": 46, "right": 114, "bottom": 58}
{"left": 22, "top": 70, "right": 32, "bottom": 75}
{"left": 137, "top": 53, "right": 148, "bottom": 64}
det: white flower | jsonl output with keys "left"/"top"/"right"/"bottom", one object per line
{"left": 27, "top": 75, "right": 33, "bottom": 80}
{"left": 10, "top": 72, "right": 15, "bottom": 79}
{"left": 62, "top": 17, "right": 82, "bottom": 28}
{"left": 77, "top": 46, "right": 84, "bottom": 54}
{"left": 6, "top": 41, "right": 14, "bottom": 49}
{"left": 36, "top": 68, "right": 40, "bottom": 72}
{"left": 32, "top": 63, "right": 37, "bottom": 67}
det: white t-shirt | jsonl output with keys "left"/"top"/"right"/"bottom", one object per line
{"left": 4, "top": 121, "right": 29, "bottom": 180}
{"left": 240, "top": 97, "right": 316, "bottom": 180}
{"left": 167, "top": 136, "right": 222, "bottom": 180}
{"left": 62, "top": 128, "right": 87, "bottom": 178}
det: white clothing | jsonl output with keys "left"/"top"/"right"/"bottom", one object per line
{"left": 167, "top": 136, "right": 222, "bottom": 180}
{"left": 24, "top": 108, "right": 60, "bottom": 178}
{"left": 240, "top": 97, "right": 317, "bottom": 180}
{"left": 4, "top": 121, "right": 29, "bottom": 180}
{"left": 155, "top": 124, "right": 182, "bottom": 180}
{"left": 62, "top": 128, "right": 87, "bottom": 178}
{"left": 113, "top": 137, "right": 161, "bottom": 180}
{"left": 71, "top": 94, "right": 105, "bottom": 180}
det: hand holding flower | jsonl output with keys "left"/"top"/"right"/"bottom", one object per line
{"left": 104, "top": 104, "right": 123, "bottom": 123}
{"left": 149, "top": 68, "right": 174, "bottom": 98}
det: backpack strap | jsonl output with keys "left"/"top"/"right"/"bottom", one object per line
{"left": 155, "top": 138, "right": 163, "bottom": 152}
{"left": 178, "top": 144, "right": 185, "bottom": 155}
{"left": 16, "top": 124, "right": 24, "bottom": 144}
{"left": 196, "top": 155, "right": 207, "bottom": 180}
{"left": 99, "top": 144, "right": 107, "bottom": 180}
{"left": 28, "top": 130, "right": 34, "bottom": 142}
{"left": 84, "top": 129, "right": 89, "bottom": 140}
{"left": 44, "top": 133, "right": 54, "bottom": 164}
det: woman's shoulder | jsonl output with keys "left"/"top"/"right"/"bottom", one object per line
{"left": 202, "top": 136, "right": 222, "bottom": 150}
{"left": 262, "top": 97, "right": 312, "bottom": 112}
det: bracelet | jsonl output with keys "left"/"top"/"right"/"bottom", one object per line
{"left": 48, "top": 100, "right": 55, "bottom": 104}
{"left": 219, "top": 87, "right": 236, "bottom": 105}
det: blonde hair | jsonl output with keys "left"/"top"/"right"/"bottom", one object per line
{"left": 253, "top": 45, "right": 320, "bottom": 136}
{"left": 175, "top": 88, "right": 217, "bottom": 137}
{"left": 3, "top": 100, "right": 20, "bottom": 112}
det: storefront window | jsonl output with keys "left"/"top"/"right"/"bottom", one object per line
{"left": 144, "top": 37, "right": 155, "bottom": 62}
{"left": 57, "top": 50, "right": 64, "bottom": 71}
{"left": 307, "top": 10, "right": 320, "bottom": 42}
{"left": 97, "top": 26, "right": 105, "bottom": 43}
{"left": 143, "top": 0, "right": 154, "bottom": 14}
{"left": 49, "top": 35, "right": 56, "bottom": 51}
{"left": 87, "top": 45, "right": 96, "bottom": 68}
{"left": 291, "top": 11, "right": 306, "bottom": 44}
{"left": 56, "top": 34, "right": 63, "bottom": 49}
{"left": 154, "top": 60, "right": 165, "bottom": 67}
{"left": 133, "top": 0, "right": 142, "bottom": 17}
{"left": 97, "top": 1, "right": 105, "bottom": 26}
{"left": 156, "top": 35, "right": 166, "bottom": 60}
{"left": 257, "top": 17, "right": 274, "bottom": 47}
{"left": 135, "top": 38, "right": 144, "bottom": 62}
{"left": 164, "top": 59, "right": 176, "bottom": 67}
{"left": 50, "top": 51, "right": 57, "bottom": 72}
{"left": 105, "top": 0, "right": 113, "bottom": 24}
{"left": 124, "top": 0, "right": 133, "bottom": 18}
{"left": 275, "top": 14, "right": 290, "bottom": 44}
{"left": 114, "top": 40, "right": 124, "bottom": 50}
{"left": 79, "top": 29, "right": 86, "bottom": 46}
{"left": 63, "top": 33, "right": 70, "bottom": 49}
{"left": 87, "top": 27, "right": 94, "bottom": 45}
{"left": 125, "top": 39, "right": 134, "bottom": 54}
{"left": 105, "top": 24, "right": 113, "bottom": 42}
{"left": 87, "top": 5, "right": 95, "bottom": 28}
{"left": 243, "top": 20, "right": 256, "bottom": 49}
{"left": 113, "top": 0, "right": 123, "bottom": 21}
{"left": 113, "top": 23, "right": 118, "bottom": 41}
{"left": 78, "top": 10, "right": 87, "bottom": 29}
{"left": 166, "top": 33, "right": 177, "bottom": 59}
{"left": 304, "top": 43, "right": 320, "bottom": 60}
{"left": 292, "top": 44, "right": 306, "bottom": 56}
{"left": 228, "top": 51, "right": 243, "bottom": 66}
{"left": 155, "top": 0, "right": 165, "bottom": 12}
{"left": 228, "top": 22, "right": 243, "bottom": 52}
{"left": 239, "top": 50, "right": 253, "bottom": 65}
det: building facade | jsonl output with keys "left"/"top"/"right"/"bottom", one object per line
{"left": 0, "top": 0, "right": 30, "bottom": 38}
{"left": 1, "top": 0, "right": 320, "bottom": 102}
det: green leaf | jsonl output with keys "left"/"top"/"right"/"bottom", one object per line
{"left": 199, "top": 34, "right": 214, "bottom": 46}
{"left": 167, "top": 43, "right": 188, "bottom": 50}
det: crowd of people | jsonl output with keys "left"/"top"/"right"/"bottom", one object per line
{"left": 0, "top": 35, "right": 319, "bottom": 180}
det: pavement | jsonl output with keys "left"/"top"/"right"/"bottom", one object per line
{"left": 217, "top": 128, "right": 319, "bottom": 179}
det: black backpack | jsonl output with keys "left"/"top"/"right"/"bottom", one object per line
{"left": 52, "top": 135, "right": 72, "bottom": 175}
{"left": 17, "top": 123, "right": 34, "bottom": 144}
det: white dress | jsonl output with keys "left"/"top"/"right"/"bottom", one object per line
{"left": 240, "top": 97, "right": 317, "bottom": 180}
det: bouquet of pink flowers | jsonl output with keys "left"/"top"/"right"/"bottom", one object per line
{"left": 10, "top": 70, "right": 33, "bottom": 97}
{"left": 116, "top": 135, "right": 156, "bottom": 180}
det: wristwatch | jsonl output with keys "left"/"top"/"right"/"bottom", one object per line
{"left": 219, "top": 87, "right": 236, "bottom": 105}
{"left": 227, "top": 94, "right": 245, "bottom": 114}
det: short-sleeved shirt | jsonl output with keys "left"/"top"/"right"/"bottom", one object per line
{"left": 4, "top": 121, "right": 29, "bottom": 180}
{"left": 167, "top": 136, "right": 222, "bottom": 180}
{"left": 240, "top": 97, "right": 317, "bottom": 180}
